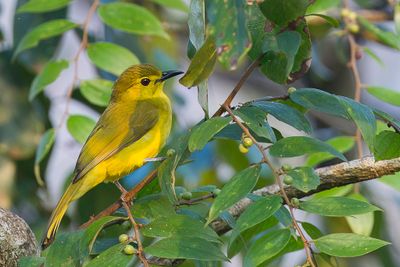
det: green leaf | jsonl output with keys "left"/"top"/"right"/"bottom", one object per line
{"left": 228, "top": 196, "right": 282, "bottom": 251}
{"left": 287, "top": 166, "right": 320, "bottom": 193}
{"left": 144, "top": 237, "right": 228, "bottom": 261}
{"left": 180, "top": 36, "right": 217, "bottom": 88}
{"left": 374, "top": 130, "right": 400, "bottom": 161}
{"left": 345, "top": 194, "right": 374, "bottom": 236}
{"left": 85, "top": 243, "right": 133, "bottom": 267}
{"left": 81, "top": 216, "right": 126, "bottom": 254}
{"left": 299, "top": 197, "right": 381, "bottom": 216}
{"left": 306, "top": 136, "right": 355, "bottom": 167}
{"left": 14, "top": 19, "right": 78, "bottom": 58}
{"left": 290, "top": 88, "right": 348, "bottom": 119}
{"left": 243, "top": 228, "right": 291, "bottom": 267}
{"left": 66, "top": 115, "right": 96, "bottom": 144}
{"left": 290, "top": 19, "right": 312, "bottom": 81}
{"left": 207, "top": 0, "right": 251, "bottom": 70}
{"left": 261, "top": 31, "right": 301, "bottom": 83}
{"left": 18, "top": 256, "right": 45, "bottom": 267}
{"left": 259, "top": 0, "right": 310, "bottom": 27}
{"left": 251, "top": 101, "right": 312, "bottom": 134}
{"left": 189, "top": 117, "right": 231, "bottom": 152}
{"left": 35, "top": 129, "right": 55, "bottom": 165}
{"left": 206, "top": 165, "right": 261, "bottom": 225}
{"left": 261, "top": 236, "right": 304, "bottom": 266}
{"left": 133, "top": 194, "right": 176, "bottom": 221}
{"left": 45, "top": 231, "right": 84, "bottom": 267}
{"left": 312, "top": 184, "right": 353, "bottom": 199}
{"left": 188, "top": 0, "right": 208, "bottom": 115}
{"left": 87, "top": 42, "right": 140, "bottom": 76}
{"left": 380, "top": 172, "right": 400, "bottom": 191}
{"left": 34, "top": 128, "right": 55, "bottom": 186}
{"left": 314, "top": 233, "right": 389, "bottom": 257}
{"left": 374, "top": 109, "right": 400, "bottom": 133}
{"left": 290, "top": 88, "right": 376, "bottom": 150}
{"left": 339, "top": 97, "right": 376, "bottom": 151}
{"left": 158, "top": 134, "right": 190, "bottom": 203}
{"left": 366, "top": 86, "right": 400, "bottom": 106}
{"left": 17, "top": 0, "right": 70, "bottom": 13}
{"left": 302, "top": 222, "right": 324, "bottom": 239}
{"left": 269, "top": 136, "right": 346, "bottom": 161}
{"left": 98, "top": 2, "right": 169, "bottom": 39}
{"left": 255, "top": 30, "right": 303, "bottom": 84}
{"left": 188, "top": 0, "right": 205, "bottom": 50}
{"left": 306, "top": 14, "right": 339, "bottom": 27}
{"left": 142, "top": 214, "right": 220, "bottom": 243}
{"left": 228, "top": 217, "right": 278, "bottom": 258}
{"left": 235, "top": 106, "right": 276, "bottom": 142}
{"left": 29, "top": 60, "right": 68, "bottom": 101}
{"left": 306, "top": 0, "right": 340, "bottom": 14}
{"left": 150, "top": 0, "right": 189, "bottom": 12}
{"left": 80, "top": 79, "right": 113, "bottom": 107}
{"left": 247, "top": 6, "right": 311, "bottom": 83}
{"left": 358, "top": 16, "right": 400, "bottom": 50}
{"left": 363, "top": 47, "right": 384, "bottom": 66}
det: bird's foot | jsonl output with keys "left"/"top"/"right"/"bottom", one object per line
{"left": 114, "top": 181, "right": 131, "bottom": 205}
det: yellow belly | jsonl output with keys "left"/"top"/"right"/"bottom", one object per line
{"left": 70, "top": 127, "right": 163, "bottom": 201}
{"left": 93, "top": 127, "right": 161, "bottom": 182}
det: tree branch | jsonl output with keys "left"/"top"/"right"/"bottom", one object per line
{"left": 211, "top": 156, "right": 400, "bottom": 235}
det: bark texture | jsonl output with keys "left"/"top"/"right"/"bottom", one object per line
{"left": 0, "top": 208, "right": 39, "bottom": 267}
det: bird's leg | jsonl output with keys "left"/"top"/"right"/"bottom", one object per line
{"left": 114, "top": 181, "right": 148, "bottom": 266}
{"left": 144, "top": 157, "right": 166, "bottom": 162}
{"left": 114, "top": 181, "right": 130, "bottom": 205}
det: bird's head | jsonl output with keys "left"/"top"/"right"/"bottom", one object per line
{"left": 111, "top": 64, "right": 182, "bottom": 101}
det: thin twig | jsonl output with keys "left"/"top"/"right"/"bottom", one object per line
{"left": 121, "top": 201, "right": 149, "bottom": 267}
{"left": 57, "top": 0, "right": 100, "bottom": 129}
{"left": 343, "top": 3, "right": 364, "bottom": 194}
{"left": 223, "top": 104, "right": 316, "bottom": 267}
{"left": 212, "top": 54, "right": 263, "bottom": 117}
{"left": 347, "top": 34, "right": 363, "bottom": 159}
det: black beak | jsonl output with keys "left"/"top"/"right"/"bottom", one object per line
{"left": 159, "top": 70, "right": 183, "bottom": 82}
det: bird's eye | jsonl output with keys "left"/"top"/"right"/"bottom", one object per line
{"left": 141, "top": 78, "right": 150, "bottom": 86}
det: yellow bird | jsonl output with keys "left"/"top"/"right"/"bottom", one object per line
{"left": 42, "top": 64, "right": 182, "bottom": 249}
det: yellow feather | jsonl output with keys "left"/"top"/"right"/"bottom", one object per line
{"left": 42, "top": 64, "right": 180, "bottom": 249}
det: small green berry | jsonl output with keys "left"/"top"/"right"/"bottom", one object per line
{"left": 347, "top": 23, "right": 360, "bottom": 34}
{"left": 166, "top": 148, "right": 176, "bottom": 157}
{"left": 340, "top": 8, "right": 350, "bottom": 18}
{"left": 242, "top": 137, "right": 253, "bottom": 148}
{"left": 212, "top": 188, "right": 221, "bottom": 196}
{"left": 283, "top": 175, "right": 293, "bottom": 185}
{"left": 119, "top": 234, "right": 129, "bottom": 243}
{"left": 181, "top": 191, "right": 192, "bottom": 200}
{"left": 281, "top": 164, "right": 292, "bottom": 172}
{"left": 123, "top": 244, "right": 136, "bottom": 255}
{"left": 291, "top": 197, "right": 300, "bottom": 207}
{"left": 239, "top": 143, "right": 249, "bottom": 154}
{"left": 287, "top": 87, "right": 296, "bottom": 94}
{"left": 348, "top": 11, "right": 357, "bottom": 20}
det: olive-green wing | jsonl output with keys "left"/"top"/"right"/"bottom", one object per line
{"left": 72, "top": 101, "right": 160, "bottom": 183}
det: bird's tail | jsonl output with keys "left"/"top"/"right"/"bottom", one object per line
{"left": 41, "top": 182, "right": 79, "bottom": 250}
